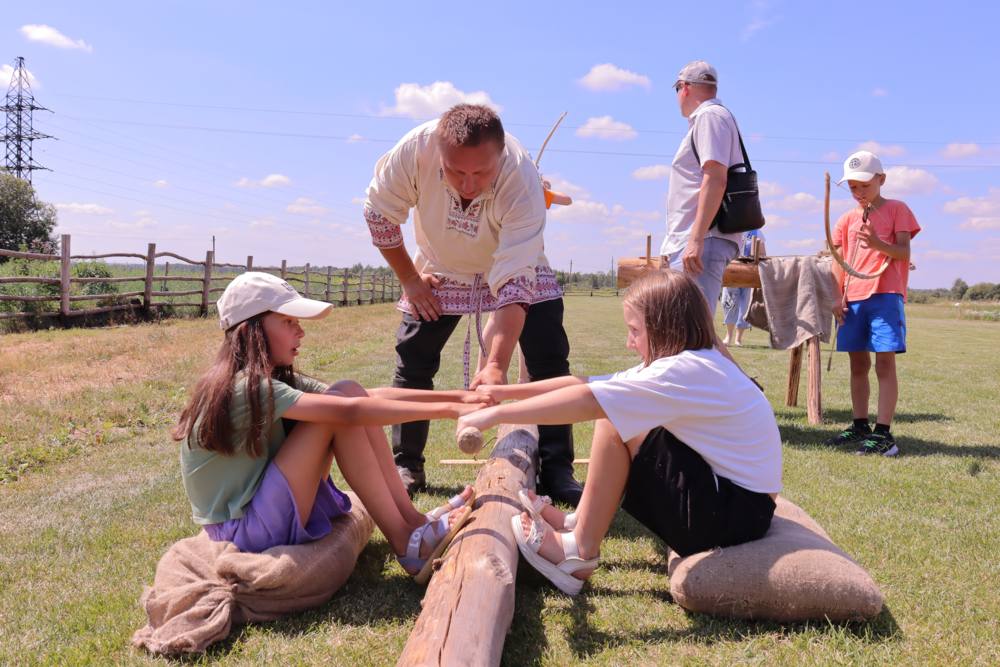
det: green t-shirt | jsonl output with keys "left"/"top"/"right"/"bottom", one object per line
{"left": 180, "top": 373, "right": 328, "bottom": 525}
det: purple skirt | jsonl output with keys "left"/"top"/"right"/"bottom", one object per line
{"left": 204, "top": 461, "right": 352, "bottom": 553}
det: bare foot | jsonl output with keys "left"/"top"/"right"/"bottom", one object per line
{"left": 515, "top": 512, "right": 597, "bottom": 581}
{"left": 521, "top": 489, "right": 570, "bottom": 530}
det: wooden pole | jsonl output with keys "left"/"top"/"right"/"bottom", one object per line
{"left": 786, "top": 343, "right": 804, "bottom": 407}
{"left": 144, "top": 243, "right": 156, "bottom": 310}
{"left": 342, "top": 268, "right": 349, "bottom": 306}
{"left": 201, "top": 250, "right": 214, "bottom": 317}
{"left": 645, "top": 234, "right": 652, "bottom": 265}
{"left": 325, "top": 266, "right": 333, "bottom": 303}
{"left": 397, "top": 424, "right": 538, "bottom": 667}
{"left": 281, "top": 259, "right": 287, "bottom": 280}
{"left": 246, "top": 255, "right": 253, "bottom": 271}
{"left": 59, "top": 234, "right": 71, "bottom": 319}
{"left": 358, "top": 268, "right": 365, "bottom": 305}
{"left": 806, "top": 336, "right": 823, "bottom": 424}
{"left": 304, "top": 262, "right": 311, "bottom": 298}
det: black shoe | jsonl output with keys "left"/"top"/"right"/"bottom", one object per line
{"left": 396, "top": 466, "right": 426, "bottom": 495}
{"left": 856, "top": 432, "right": 899, "bottom": 457}
{"left": 825, "top": 422, "right": 871, "bottom": 446}
{"left": 539, "top": 471, "right": 583, "bottom": 507}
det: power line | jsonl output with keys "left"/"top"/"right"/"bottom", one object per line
{"left": 47, "top": 92, "right": 1000, "bottom": 145}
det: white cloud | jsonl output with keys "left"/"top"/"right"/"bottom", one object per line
{"left": 381, "top": 81, "right": 500, "bottom": 118}
{"left": 782, "top": 238, "right": 823, "bottom": 250}
{"left": 942, "top": 188, "right": 1000, "bottom": 217}
{"left": 742, "top": 16, "right": 779, "bottom": 41}
{"left": 286, "top": 197, "right": 328, "bottom": 216}
{"left": 882, "top": 166, "right": 938, "bottom": 197}
{"left": 350, "top": 196, "right": 366, "bottom": 205}
{"left": 19, "top": 24, "right": 92, "bottom": 52}
{"left": 235, "top": 173, "right": 291, "bottom": 188}
{"left": 758, "top": 180, "right": 785, "bottom": 198}
{"left": 549, "top": 199, "right": 610, "bottom": 224}
{"left": 249, "top": 219, "right": 276, "bottom": 229}
{"left": 578, "top": 64, "right": 651, "bottom": 92}
{"left": 871, "top": 87, "right": 889, "bottom": 97}
{"left": 921, "top": 249, "right": 976, "bottom": 261}
{"left": 55, "top": 202, "right": 113, "bottom": 215}
{"left": 153, "top": 179, "right": 169, "bottom": 188}
{"left": 632, "top": 164, "right": 670, "bottom": 181}
{"left": 543, "top": 174, "right": 590, "bottom": 200}
{"left": 1, "top": 63, "right": 39, "bottom": 89}
{"left": 959, "top": 217, "right": 1000, "bottom": 231}
{"left": 346, "top": 133, "right": 365, "bottom": 143}
{"left": 941, "top": 143, "right": 981, "bottom": 159}
{"left": 823, "top": 151, "right": 840, "bottom": 162}
{"left": 759, "top": 213, "right": 792, "bottom": 228}
{"left": 769, "top": 192, "right": 824, "bottom": 213}
{"left": 855, "top": 141, "right": 905, "bottom": 158}
{"left": 575, "top": 116, "right": 637, "bottom": 141}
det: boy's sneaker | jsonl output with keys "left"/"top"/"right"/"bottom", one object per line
{"left": 856, "top": 431, "right": 899, "bottom": 457}
{"left": 825, "top": 422, "right": 871, "bottom": 446}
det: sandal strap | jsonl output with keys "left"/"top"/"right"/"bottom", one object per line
{"left": 405, "top": 513, "right": 450, "bottom": 561}
{"left": 426, "top": 490, "right": 469, "bottom": 521}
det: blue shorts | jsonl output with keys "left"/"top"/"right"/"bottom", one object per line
{"left": 836, "top": 293, "right": 907, "bottom": 353}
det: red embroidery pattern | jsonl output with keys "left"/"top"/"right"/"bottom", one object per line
{"left": 397, "top": 266, "right": 563, "bottom": 316}
{"left": 445, "top": 191, "right": 483, "bottom": 238}
{"left": 365, "top": 206, "right": 403, "bottom": 249}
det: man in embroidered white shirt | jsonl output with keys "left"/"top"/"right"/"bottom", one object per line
{"left": 660, "top": 60, "right": 744, "bottom": 315}
{"left": 363, "top": 104, "right": 582, "bottom": 504}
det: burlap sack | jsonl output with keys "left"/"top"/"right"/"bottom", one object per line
{"left": 667, "top": 496, "right": 883, "bottom": 622}
{"left": 133, "top": 494, "right": 373, "bottom": 656}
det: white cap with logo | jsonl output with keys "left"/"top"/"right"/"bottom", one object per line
{"left": 676, "top": 60, "right": 718, "bottom": 86}
{"left": 217, "top": 271, "right": 333, "bottom": 330}
{"left": 839, "top": 150, "right": 884, "bottom": 184}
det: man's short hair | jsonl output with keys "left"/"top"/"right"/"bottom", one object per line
{"left": 436, "top": 104, "right": 505, "bottom": 151}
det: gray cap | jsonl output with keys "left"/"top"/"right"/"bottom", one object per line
{"left": 677, "top": 60, "right": 718, "bottom": 86}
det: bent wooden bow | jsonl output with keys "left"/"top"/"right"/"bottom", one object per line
{"left": 824, "top": 172, "right": 889, "bottom": 280}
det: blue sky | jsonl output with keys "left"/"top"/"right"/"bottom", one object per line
{"left": 4, "top": 1, "right": 999, "bottom": 287}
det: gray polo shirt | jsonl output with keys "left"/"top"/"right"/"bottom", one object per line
{"left": 660, "top": 98, "right": 744, "bottom": 257}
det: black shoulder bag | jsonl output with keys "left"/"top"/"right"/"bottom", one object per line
{"left": 691, "top": 109, "right": 765, "bottom": 234}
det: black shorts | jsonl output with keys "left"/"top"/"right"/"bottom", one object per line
{"left": 621, "top": 427, "right": 776, "bottom": 557}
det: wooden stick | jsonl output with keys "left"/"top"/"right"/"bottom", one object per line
{"left": 398, "top": 424, "right": 538, "bottom": 667}
{"left": 806, "top": 336, "right": 823, "bottom": 424}
{"left": 786, "top": 343, "right": 804, "bottom": 407}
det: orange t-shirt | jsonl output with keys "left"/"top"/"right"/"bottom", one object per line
{"left": 832, "top": 199, "right": 921, "bottom": 302}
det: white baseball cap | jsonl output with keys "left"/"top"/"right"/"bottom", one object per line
{"left": 676, "top": 60, "right": 718, "bottom": 86}
{"left": 217, "top": 271, "right": 333, "bottom": 330}
{"left": 839, "top": 150, "right": 884, "bottom": 184}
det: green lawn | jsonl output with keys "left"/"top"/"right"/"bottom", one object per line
{"left": 0, "top": 298, "right": 997, "bottom": 665}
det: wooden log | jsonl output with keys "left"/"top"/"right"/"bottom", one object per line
{"left": 617, "top": 256, "right": 762, "bottom": 289}
{"left": 786, "top": 343, "right": 804, "bottom": 407}
{"left": 201, "top": 251, "right": 214, "bottom": 317}
{"left": 144, "top": 243, "right": 155, "bottom": 310}
{"left": 806, "top": 336, "right": 823, "bottom": 424}
{"left": 397, "top": 423, "right": 538, "bottom": 667}
{"left": 60, "top": 234, "right": 71, "bottom": 319}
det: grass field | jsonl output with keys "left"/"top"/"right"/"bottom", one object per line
{"left": 1, "top": 297, "right": 997, "bottom": 665}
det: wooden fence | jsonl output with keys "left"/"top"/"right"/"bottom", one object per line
{"left": 0, "top": 234, "right": 401, "bottom": 326}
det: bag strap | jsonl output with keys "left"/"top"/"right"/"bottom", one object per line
{"left": 689, "top": 103, "right": 753, "bottom": 171}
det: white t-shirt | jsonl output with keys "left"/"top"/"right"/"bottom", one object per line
{"left": 588, "top": 348, "right": 782, "bottom": 494}
{"left": 660, "top": 99, "right": 745, "bottom": 257}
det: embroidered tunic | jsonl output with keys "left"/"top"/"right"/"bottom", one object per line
{"left": 363, "top": 120, "right": 562, "bottom": 314}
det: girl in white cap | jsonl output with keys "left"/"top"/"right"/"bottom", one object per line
{"left": 173, "top": 272, "right": 482, "bottom": 584}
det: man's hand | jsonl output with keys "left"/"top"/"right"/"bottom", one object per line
{"left": 474, "top": 384, "right": 509, "bottom": 404}
{"left": 470, "top": 362, "right": 507, "bottom": 390}
{"left": 682, "top": 235, "right": 705, "bottom": 275}
{"left": 401, "top": 272, "right": 443, "bottom": 321}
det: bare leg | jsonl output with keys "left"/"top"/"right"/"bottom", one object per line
{"left": 273, "top": 421, "right": 339, "bottom": 527}
{"left": 848, "top": 351, "right": 871, "bottom": 420}
{"left": 874, "top": 352, "right": 898, "bottom": 425}
{"left": 516, "top": 419, "right": 640, "bottom": 579}
{"left": 724, "top": 324, "right": 735, "bottom": 345}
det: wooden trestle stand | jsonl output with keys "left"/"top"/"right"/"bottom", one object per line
{"left": 617, "top": 236, "right": 823, "bottom": 424}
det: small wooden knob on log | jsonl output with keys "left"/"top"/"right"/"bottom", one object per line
{"left": 457, "top": 427, "right": 485, "bottom": 455}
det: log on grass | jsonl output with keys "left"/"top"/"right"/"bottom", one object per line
{"left": 617, "top": 256, "right": 762, "bottom": 289}
{"left": 397, "top": 423, "right": 539, "bottom": 667}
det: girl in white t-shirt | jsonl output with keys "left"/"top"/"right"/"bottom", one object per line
{"left": 457, "top": 270, "right": 781, "bottom": 595}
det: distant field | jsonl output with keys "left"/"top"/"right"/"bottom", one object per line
{"left": 0, "top": 299, "right": 997, "bottom": 665}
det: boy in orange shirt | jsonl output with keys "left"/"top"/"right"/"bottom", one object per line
{"left": 827, "top": 150, "right": 921, "bottom": 456}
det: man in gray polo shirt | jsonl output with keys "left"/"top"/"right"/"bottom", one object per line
{"left": 660, "top": 60, "right": 744, "bottom": 314}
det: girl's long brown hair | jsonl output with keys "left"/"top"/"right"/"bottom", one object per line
{"left": 623, "top": 269, "right": 716, "bottom": 364}
{"left": 172, "top": 313, "right": 295, "bottom": 456}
